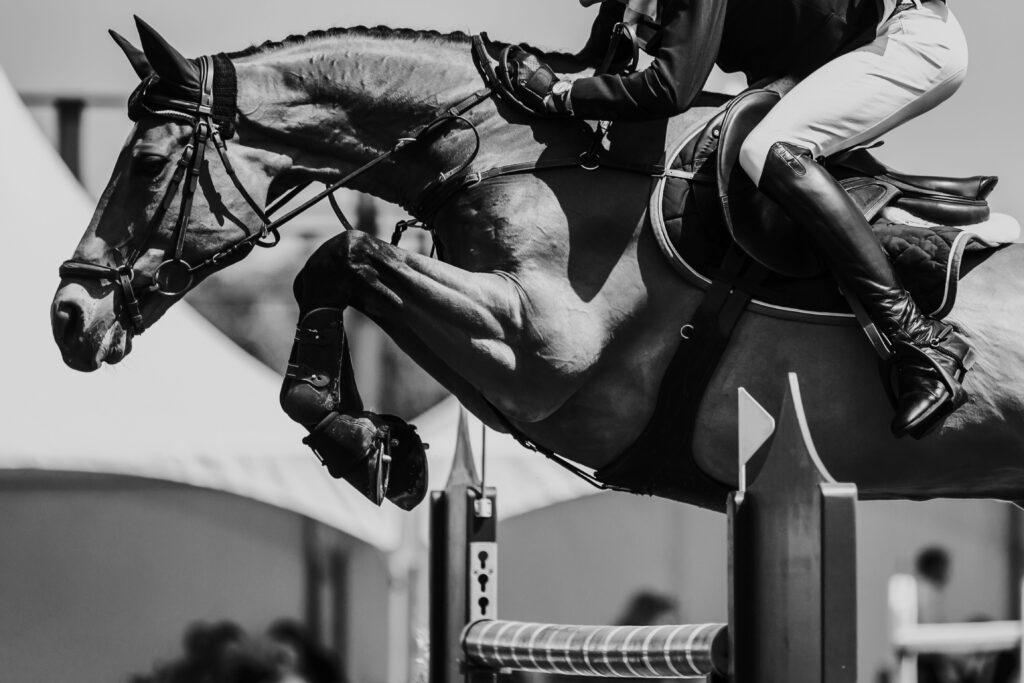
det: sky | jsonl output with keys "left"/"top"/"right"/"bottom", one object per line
{"left": 1, "top": 0, "right": 1022, "bottom": 217}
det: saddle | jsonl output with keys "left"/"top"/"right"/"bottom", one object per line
{"left": 593, "top": 88, "right": 1016, "bottom": 510}
{"left": 650, "top": 87, "right": 1010, "bottom": 319}
{"left": 462, "top": 35, "right": 1018, "bottom": 509}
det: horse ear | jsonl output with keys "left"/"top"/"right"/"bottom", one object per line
{"left": 133, "top": 16, "right": 198, "bottom": 87}
{"left": 109, "top": 30, "right": 153, "bottom": 79}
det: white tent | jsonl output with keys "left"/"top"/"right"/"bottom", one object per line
{"left": 0, "top": 64, "right": 412, "bottom": 683}
{"left": 0, "top": 65, "right": 403, "bottom": 552}
{"left": 415, "top": 396, "right": 600, "bottom": 521}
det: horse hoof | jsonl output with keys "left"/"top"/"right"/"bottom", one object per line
{"left": 302, "top": 411, "right": 428, "bottom": 510}
{"left": 377, "top": 414, "right": 429, "bottom": 511}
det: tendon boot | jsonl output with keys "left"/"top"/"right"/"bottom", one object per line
{"left": 280, "top": 308, "right": 428, "bottom": 509}
{"left": 759, "top": 143, "right": 974, "bottom": 438}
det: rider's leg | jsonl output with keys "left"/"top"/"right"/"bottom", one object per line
{"left": 738, "top": 2, "right": 972, "bottom": 437}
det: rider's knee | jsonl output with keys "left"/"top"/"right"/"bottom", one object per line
{"left": 739, "top": 130, "right": 775, "bottom": 186}
{"left": 740, "top": 129, "right": 819, "bottom": 185}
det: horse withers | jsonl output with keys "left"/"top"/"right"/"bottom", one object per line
{"left": 52, "top": 19, "right": 1024, "bottom": 511}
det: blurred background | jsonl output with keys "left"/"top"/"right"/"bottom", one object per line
{"left": 1, "top": 2, "right": 1023, "bottom": 682}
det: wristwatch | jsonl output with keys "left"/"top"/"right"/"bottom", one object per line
{"left": 544, "top": 80, "right": 575, "bottom": 116}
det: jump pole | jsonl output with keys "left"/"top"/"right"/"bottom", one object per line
{"left": 429, "top": 373, "right": 858, "bottom": 683}
{"left": 429, "top": 409, "right": 497, "bottom": 683}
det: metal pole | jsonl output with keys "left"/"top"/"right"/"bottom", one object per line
{"left": 302, "top": 517, "right": 324, "bottom": 644}
{"left": 730, "top": 374, "right": 858, "bottom": 683}
{"left": 429, "top": 409, "right": 497, "bottom": 683}
{"left": 329, "top": 548, "right": 349, "bottom": 678}
{"left": 55, "top": 98, "right": 85, "bottom": 181}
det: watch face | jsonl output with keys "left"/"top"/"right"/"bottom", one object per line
{"left": 552, "top": 80, "right": 572, "bottom": 95}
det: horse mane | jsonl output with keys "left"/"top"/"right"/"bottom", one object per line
{"left": 227, "top": 25, "right": 576, "bottom": 62}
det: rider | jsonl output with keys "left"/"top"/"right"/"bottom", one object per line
{"left": 505, "top": 0, "right": 973, "bottom": 437}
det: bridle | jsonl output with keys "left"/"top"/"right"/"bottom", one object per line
{"left": 58, "top": 35, "right": 678, "bottom": 498}
{"left": 59, "top": 53, "right": 491, "bottom": 336}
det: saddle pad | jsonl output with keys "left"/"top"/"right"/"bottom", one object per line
{"left": 650, "top": 126, "right": 1011, "bottom": 321}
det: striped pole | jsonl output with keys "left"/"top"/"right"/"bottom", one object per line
{"left": 432, "top": 374, "right": 858, "bottom": 683}
{"left": 462, "top": 620, "right": 728, "bottom": 678}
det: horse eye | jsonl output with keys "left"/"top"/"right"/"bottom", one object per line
{"left": 134, "top": 153, "right": 168, "bottom": 177}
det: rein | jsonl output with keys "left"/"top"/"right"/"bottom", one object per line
{"left": 58, "top": 35, "right": 671, "bottom": 494}
{"left": 59, "top": 35, "right": 664, "bottom": 342}
{"left": 58, "top": 54, "right": 492, "bottom": 336}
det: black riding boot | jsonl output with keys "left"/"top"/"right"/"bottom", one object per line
{"left": 759, "top": 143, "right": 974, "bottom": 438}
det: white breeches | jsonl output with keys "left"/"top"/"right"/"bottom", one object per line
{"left": 739, "top": 1, "right": 968, "bottom": 185}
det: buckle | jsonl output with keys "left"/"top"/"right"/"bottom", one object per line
{"left": 371, "top": 427, "right": 393, "bottom": 505}
{"left": 578, "top": 151, "right": 600, "bottom": 171}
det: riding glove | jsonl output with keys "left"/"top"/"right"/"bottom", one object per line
{"left": 503, "top": 46, "right": 574, "bottom": 117}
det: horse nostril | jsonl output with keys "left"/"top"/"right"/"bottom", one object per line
{"left": 52, "top": 298, "right": 84, "bottom": 347}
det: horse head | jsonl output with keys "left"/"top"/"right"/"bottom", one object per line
{"left": 51, "top": 18, "right": 288, "bottom": 371}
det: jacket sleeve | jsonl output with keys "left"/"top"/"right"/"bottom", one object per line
{"left": 569, "top": 0, "right": 728, "bottom": 120}
{"left": 576, "top": 1, "right": 628, "bottom": 68}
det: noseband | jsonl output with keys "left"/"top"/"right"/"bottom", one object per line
{"left": 59, "top": 53, "right": 491, "bottom": 336}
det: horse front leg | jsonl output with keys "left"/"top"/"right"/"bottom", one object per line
{"left": 280, "top": 228, "right": 597, "bottom": 508}
{"left": 279, "top": 241, "right": 428, "bottom": 511}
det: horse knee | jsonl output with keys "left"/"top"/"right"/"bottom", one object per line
{"left": 293, "top": 231, "right": 377, "bottom": 306}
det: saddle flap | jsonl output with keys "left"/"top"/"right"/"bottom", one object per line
{"left": 715, "top": 89, "right": 780, "bottom": 201}
{"left": 715, "top": 89, "right": 822, "bottom": 277}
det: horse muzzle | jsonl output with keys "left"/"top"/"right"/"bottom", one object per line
{"left": 51, "top": 280, "right": 131, "bottom": 371}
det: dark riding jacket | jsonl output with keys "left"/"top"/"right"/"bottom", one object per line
{"left": 571, "top": 0, "right": 888, "bottom": 120}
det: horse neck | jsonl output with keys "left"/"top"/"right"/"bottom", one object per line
{"left": 232, "top": 32, "right": 486, "bottom": 207}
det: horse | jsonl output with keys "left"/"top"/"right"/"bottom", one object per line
{"left": 51, "top": 19, "right": 1024, "bottom": 512}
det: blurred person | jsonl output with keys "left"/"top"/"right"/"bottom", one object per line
{"left": 912, "top": 546, "right": 959, "bottom": 683}
{"left": 129, "top": 620, "right": 314, "bottom": 683}
{"left": 504, "top": 0, "right": 975, "bottom": 438}
{"left": 268, "top": 618, "right": 347, "bottom": 683}
{"left": 915, "top": 545, "right": 951, "bottom": 623}
{"left": 613, "top": 590, "right": 681, "bottom": 627}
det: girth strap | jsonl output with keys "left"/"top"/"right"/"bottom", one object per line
{"left": 594, "top": 247, "right": 766, "bottom": 508}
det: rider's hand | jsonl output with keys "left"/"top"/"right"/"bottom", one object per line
{"left": 503, "top": 46, "right": 574, "bottom": 117}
